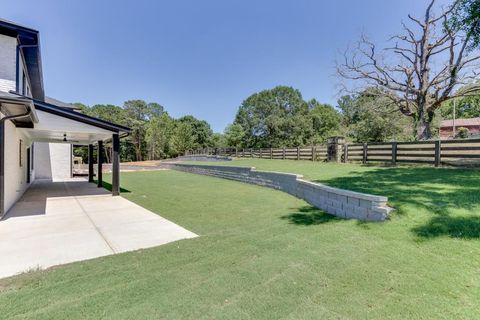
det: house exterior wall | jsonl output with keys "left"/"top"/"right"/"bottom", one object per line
{"left": 34, "top": 143, "right": 72, "bottom": 181}
{"left": 0, "top": 34, "right": 17, "bottom": 93}
{"left": 440, "top": 125, "right": 480, "bottom": 139}
{"left": 3, "top": 120, "right": 34, "bottom": 213}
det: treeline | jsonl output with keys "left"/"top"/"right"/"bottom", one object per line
{"left": 75, "top": 85, "right": 478, "bottom": 162}
{"left": 226, "top": 86, "right": 416, "bottom": 149}
{"left": 74, "top": 100, "right": 220, "bottom": 162}
{"left": 226, "top": 85, "right": 479, "bottom": 148}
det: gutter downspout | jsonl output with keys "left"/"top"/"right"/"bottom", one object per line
{"left": 0, "top": 105, "right": 32, "bottom": 219}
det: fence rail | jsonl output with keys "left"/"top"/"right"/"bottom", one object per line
{"left": 186, "top": 138, "right": 480, "bottom": 167}
{"left": 188, "top": 146, "right": 329, "bottom": 161}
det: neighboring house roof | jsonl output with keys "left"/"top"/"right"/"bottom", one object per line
{"left": 0, "top": 18, "right": 44, "bottom": 101}
{"left": 44, "top": 96, "right": 80, "bottom": 111}
{"left": 441, "top": 118, "right": 480, "bottom": 128}
{"left": 33, "top": 99, "right": 131, "bottom": 133}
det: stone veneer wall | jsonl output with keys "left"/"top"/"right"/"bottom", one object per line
{"left": 170, "top": 163, "right": 393, "bottom": 221}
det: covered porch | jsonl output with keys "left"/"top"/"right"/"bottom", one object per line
{"left": 0, "top": 97, "right": 198, "bottom": 279}
{"left": 0, "top": 95, "right": 131, "bottom": 218}
{"left": 0, "top": 178, "right": 197, "bottom": 279}
{"left": 28, "top": 100, "right": 130, "bottom": 196}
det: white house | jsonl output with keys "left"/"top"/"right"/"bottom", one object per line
{"left": 0, "top": 18, "right": 130, "bottom": 218}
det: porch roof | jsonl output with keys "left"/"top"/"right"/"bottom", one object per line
{"left": 33, "top": 99, "right": 130, "bottom": 133}
{"left": 24, "top": 100, "right": 131, "bottom": 144}
{"left": 0, "top": 93, "right": 130, "bottom": 144}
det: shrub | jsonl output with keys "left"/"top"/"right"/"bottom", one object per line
{"left": 457, "top": 127, "right": 470, "bottom": 139}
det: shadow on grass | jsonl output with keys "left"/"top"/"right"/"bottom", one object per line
{"left": 99, "top": 181, "right": 131, "bottom": 193}
{"left": 281, "top": 206, "right": 339, "bottom": 226}
{"left": 412, "top": 215, "right": 480, "bottom": 239}
{"left": 318, "top": 166, "right": 480, "bottom": 239}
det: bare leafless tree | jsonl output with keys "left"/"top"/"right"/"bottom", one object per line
{"left": 337, "top": 0, "right": 480, "bottom": 140}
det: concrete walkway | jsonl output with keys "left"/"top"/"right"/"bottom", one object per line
{"left": 0, "top": 179, "right": 197, "bottom": 279}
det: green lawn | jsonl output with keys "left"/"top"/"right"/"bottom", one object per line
{"left": 1, "top": 160, "right": 479, "bottom": 319}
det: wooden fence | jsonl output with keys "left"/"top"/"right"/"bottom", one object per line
{"left": 344, "top": 139, "right": 480, "bottom": 166}
{"left": 187, "top": 138, "right": 480, "bottom": 167}
{"left": 188, "top": 146, "right": 329, "bottom": 161}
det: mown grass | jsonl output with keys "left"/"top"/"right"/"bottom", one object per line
{"left": 0, "top": 160, "right": 479, "bottom": 319}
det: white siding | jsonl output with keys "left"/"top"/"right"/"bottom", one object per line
{"left": 34, "top": 143, "right": 72, "bottom": 181}
{"left": 4, "top": 120, "right": 34, "bottom": 213}
{"left": 0, "top": 34, "right": 17, "bottom": 93}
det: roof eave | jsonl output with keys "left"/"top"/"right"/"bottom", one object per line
{"left": 33, "top": 99, "right": 131, "bottom": 133}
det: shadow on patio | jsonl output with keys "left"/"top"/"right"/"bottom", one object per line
{"left": 3, "top": 179, "right": 110, "bottom": 220}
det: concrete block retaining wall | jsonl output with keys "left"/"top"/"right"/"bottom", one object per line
{"left": 177, "top": 155, "right": 232, "bottom": 162}
{"left": 170, "top": 163, "right": 393, "bottom": 221}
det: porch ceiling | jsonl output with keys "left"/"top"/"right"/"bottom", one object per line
{"left": 24, "top": 129, "right": 112, "bottom": 144}
{"left": 24, "top": 109, "right": 115, "bottom": 144}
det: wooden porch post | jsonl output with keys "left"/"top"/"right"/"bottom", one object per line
{"left": 97, "top": 140, "right": 103, "bottom": 188}
{"left": 112, "top": 134, "right": 120, "bottom": 196}
{"left": 88, "top": 144, "right": 94, "bottom": 183}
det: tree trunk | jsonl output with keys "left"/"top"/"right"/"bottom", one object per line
{"left": 105, "top": 147, "right": 111, "bottom": 163}
{"left": 415, "top": 103, "right": 433, "bottom": 140}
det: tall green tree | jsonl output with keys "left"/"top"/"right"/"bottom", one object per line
{"left": 338, "top": 89, "right": 414, "bottom": 142}
{"left": 224, "top": 124, "right": 245, "bottom": 147}
{"left": 123, "top": 100, "right": 164, "bottom": 161}
{"left": 82, "top": 104, "right": 132, "bottom": 162}
{"left": 307, "top": 99, "right": 341, "bottom": 144}
{"left": 449, "top": 0, "right": 480, "bottom": 50}
{"left": 210, "top": 133, "right": 227, "bottom": 148}
{"left": 234, "top": 86, "right": 311, "bottom": 147}
{"left": 145, "top": 112, "right": 175, "bottom": 159}
{"left": 441, "top": 94, "right": 480, "bottom": 119}
{"left": 170, "top": 121, "right": 195, "bottom": 156}
{"left": 177, "top": 115, "right": 213, "bottom": 148}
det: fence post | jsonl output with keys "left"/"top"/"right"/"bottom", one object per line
{"left": 270, "top": 148, "right": 273, "bottom": 159}
{"left": 283, "top": 147, "right": 286, "bottom": 160}
{"left": 312, "top": 146, "right": 316, "bottom": 161}
{"left": 362, "top": 143, "right": 368, "bottom": 164}
{"left": 344, "top": 144, "right": 349, "bottom": 163}
{"left": 297, "top": 146, "right": 300, "bottom": 160}
{"left": 434, "top": 140, "right": 441, "bottom": 167}
{"left": 391, "top": 142, "right": 397, "bottom": 165}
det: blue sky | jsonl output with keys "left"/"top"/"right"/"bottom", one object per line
{"left": 4, "top": 0, "right": 450, "bottom": 132}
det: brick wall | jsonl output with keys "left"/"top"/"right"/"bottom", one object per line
{"left": 170, "top": 163, "right": 393, "bottom": 221}
{"left": 0, "top": 34, "right": 17, "bottom": 93}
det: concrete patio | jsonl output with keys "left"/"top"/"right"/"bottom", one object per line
{"left": 0, "top": 178, "right": 197, "bottom": 279}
